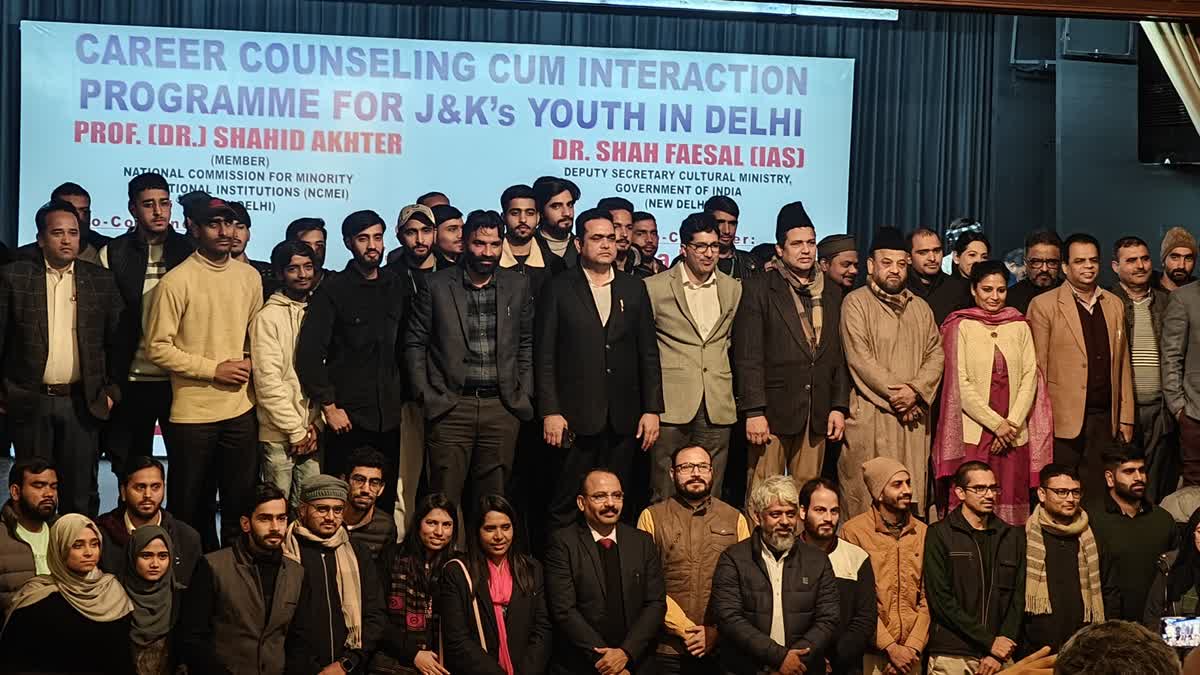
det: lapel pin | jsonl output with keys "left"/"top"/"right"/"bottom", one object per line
{"left": 620, "top": 298, "right": 625, "bottom": 313}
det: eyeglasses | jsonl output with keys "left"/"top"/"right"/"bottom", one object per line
{"left": 686, "top": 242, "right": 720, "bottom": 254}
{"left": 673, "top": 462, "right": 712, "bottom": 474}
{"left": 962, "top": 485, "right": 1002, "bottom": 496}
{"left": 349, "top": 475, "right": 385, "bottom": 490}
{"left": 586, "top": 491, "right": 624, "bottom": 504}
{"left": 1027, "top": 258, "right": 1061, "bottom": 269}
{"left": 1044, "top": 487, "right": 1082, "bottom": 499}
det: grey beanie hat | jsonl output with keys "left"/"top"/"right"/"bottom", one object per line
{"left": 298, "top": 474, "right": 349, "bottom": 503}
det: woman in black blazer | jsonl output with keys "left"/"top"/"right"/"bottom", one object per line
{"left": 439, "top": 495, "right": 552, "bottom": 675}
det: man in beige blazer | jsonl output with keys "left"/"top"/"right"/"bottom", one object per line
{"left": 645, "top": 212, "right": 742, "bottom": 503}
{"left": 1028, "top": 232, "right": 1134, "bottom": 496}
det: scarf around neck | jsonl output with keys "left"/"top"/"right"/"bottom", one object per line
{"left": 1024, "top": 504, "right": 1105, "bottom": 623}
{"left": 488, "top": 558, "right": 515, "bottom": 675}
{"left": 119, "top": 525, "right": 181, "bottom": 647}
{"left": 283, "top": 521, "right": 364, "bottom": 649}
{"left": 774, "top": 259, "right": 824, "bottom": 348}
{"left": 867, "top": 277, "right": 910, "bottom": 316}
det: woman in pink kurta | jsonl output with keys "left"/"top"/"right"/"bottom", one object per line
{"left": 934, "top": 260, "right": 1053, "bottom": 524}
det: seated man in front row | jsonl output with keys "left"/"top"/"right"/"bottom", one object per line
{"left": 711, "top": 474, "right": 840, "bottom": 675}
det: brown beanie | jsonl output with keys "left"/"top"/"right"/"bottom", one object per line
{"left": 862, "top": 457, "right": 909, "bottom": 501}
{"left": 1161, "top": 226, "right": 1198, "bottom": 265}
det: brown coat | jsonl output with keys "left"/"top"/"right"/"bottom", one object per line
{"left": 840, "top": 509, "right": 930, "bottom": 654}
{"left": 1027, "top": 284, "right": 1134, "bottom": 438}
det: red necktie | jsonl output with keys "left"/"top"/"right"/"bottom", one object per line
{"left": 599, "top": 538, "right": 614, "bottom": 550}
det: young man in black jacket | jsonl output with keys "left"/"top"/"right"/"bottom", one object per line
{"left": 924, "top": 461, "right": 1025, "bottom": 675}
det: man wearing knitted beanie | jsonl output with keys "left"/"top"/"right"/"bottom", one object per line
{"left": 1157, "top": 226, "right": 1197, "bottom": 292}
{"left": 841, "top": 457, "right": 930, "bottom": 675}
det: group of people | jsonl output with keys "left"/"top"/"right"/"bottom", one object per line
{"left": 2, "top": 170, "right": 1200, "bottom": 674}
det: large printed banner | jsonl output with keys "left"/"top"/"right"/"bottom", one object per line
{"left": 20, "top": 21, "right": 854, "bottom": 266}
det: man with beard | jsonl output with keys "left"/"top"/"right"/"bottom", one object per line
{"left": 818, "top": 233, "right": 859, "bottom": 294}
{"left": 1088, "top": 446, "right": 1175, "bottom": 622}
{"left": 1019, "top": 464, "right": 1119, "bottom": 658}
{"left": 1029, "top": 233, "right": 1134, "bottom": 497}
{"left": 387, "top": 204, "right": 442, "bottom": 288}
{"left": 1160, "top": 241, "right": 1200, "bottom": 489}
{"left": 147, "top": 197, "right": 263, "bottom": 549}
{"left": 906, "top": 227, "right": 969, "bottom": 326}
{"left": 499, "top": 183, "right": 565, "bottom": 299}
{"left": 924, "top": 461, "right": 1024, "bottom": 675}
{"left": 1006, "top": 231, "right": 1063, "bottom": 314}
{"left": 533, "top": 175, "right": 581, "bottom": 269}
{"left": 297, "top": 210, "right": 410, "bottom": 506}
{"left": 179, "top": 484, "right": 304, "bottom": 674}
{"left": 536, "top": 208, "right": 663, "bottom": 531}
{"left": 838, "top": 227, "right": 943, "bottom": 519}
{"left": 95, "top": 455, "right": 202, "bottom": 585}
{"left": 286, "top": 217, "right": 337, "bottom": 288}
{"left": 405, "top": 209, "right": 533, "bottom": 517}
{"left": 637, "top": 445, "right": 749, "bottom": 675}
{"left": 285, "top": 475, "right": 386, "bottom": 674}
{"left": 227, "top": 200, "right": 279, "bottom": 299}
{"left": 1110, "top": 237, "right": 1177, "bottom": 501}
{"left": 647, "top": 213, "right": 742, "bottom": 503}
{"left": 711, "top": 474, "right": 839, "bottom": 675}
{"left": 632, "top": 212, "right": 667, "bottom": 277}
{"left": 735, "top": 202, "right": 847, "bottom": 495}
{"left": 0, "top": 200, "right": 123, "bottom": 516}
{"left": 598, "top": 196, "right": 645, "bottom": 275}
{"left": 341, "top": 447, "right": 396, "bottom": 589}
{"left": 546, "top": 469, "right": 666, "bottom": 675}
{"left": 703, "top": 195, "right": 760, "bottom": 280}
{"left": 431, "top": 204, "right": 464, "bottom": 266}
{"left": 798, "top": 478, "right": 875, "bottom": 675}
{"left": 1156, "top": 226, "right": 1197, "bottom": 292}
{"left": 0, "top": 459, "right": 57, "bottom": 611}
{"left": 842, "top": 458, "right": 931, "bottom": 675}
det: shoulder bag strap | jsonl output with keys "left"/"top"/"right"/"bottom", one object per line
{"left": 445, "top": 558, "right": 488, "bottom": 653}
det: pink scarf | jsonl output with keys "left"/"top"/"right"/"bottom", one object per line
{"left": 488, "top": 559, "right": 515, "bottom": 675}
{"left": 933, "top": 307, "right": 1054, "bottom": 483}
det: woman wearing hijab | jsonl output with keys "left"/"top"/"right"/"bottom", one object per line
{"left": 0, "top": 513, "right": 133, "bottom": 674}
{"left": 121, "top": 525, "right": 182, "bottom": 675}
{"left": 933, "top": 260, "right": 1054, "bottom": 524}
{"left": 371, "top": 493, "right": 458, "bottom": 675}
{"left": 1146, "top": 507, "right": 1200, "bottom": 633}
{"left": 439, "top": 495, "right": 550, "bottom": 675}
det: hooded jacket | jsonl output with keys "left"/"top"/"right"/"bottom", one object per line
{"left": 251, "top": 290, "right": 323, "bottom": 444}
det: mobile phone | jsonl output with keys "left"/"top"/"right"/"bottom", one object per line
{"left": 1163, "top": 616, "right": 1200, "bottom": 648}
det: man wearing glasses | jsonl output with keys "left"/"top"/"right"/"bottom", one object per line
{"left": 1005, "top": 231, "right": 1062, "bottom": 315}
{"left": 341, "top": 447, "right": 396, "bottom": 586}
{"left": 637, "top": 445, "right": 749, "bottom": 674}
{"left": 1019, "top": 464, "right": 1119, "bottom": 658}
{"left": 645, "top": 212, "right": 742, "bottom": 503}
{"left": 545, "top": 469, "right": 666, "bottom": 675}
{"left": 924, "top": 461, "right": 1024, "bottom": 675}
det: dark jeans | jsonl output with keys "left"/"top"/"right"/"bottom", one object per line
{"left": 11, "top": 390, "right": 100, "bottom": 516}
{"left": 326, "top": 425, "right": 401, "bottom": 514}
{"left": 1054, "top": 410, "right": 1114, "bottom": 499}
{"left": 426, "top": 395, "right": 520, "bottom": 516}
{"left": 546, "top": 426, "right": 636, "bottom": 535}
{"left": 656, "top": 653, "right": 719, "bottom": 675}
{"left": 103, "top": 379, "right": 173, "bottom": 479}
{"left": 165, "top": 409, "right": 258, "bottom": 550}
{"left": 1139, "top": 398, "right": 1179, "bottom": 501}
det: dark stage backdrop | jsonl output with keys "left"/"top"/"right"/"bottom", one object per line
{"left": 0, "top": 0, "right": 998, "bottom": 247}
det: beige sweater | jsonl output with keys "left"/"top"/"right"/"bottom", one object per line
{"left": 250, "top": 291, "right": 322, "bottom": 443}
{"left": 146, "top": 252, "right": 263, "bottom": 423}
{"left": 955, "top": 318, "right": 1038, "bottom": 445}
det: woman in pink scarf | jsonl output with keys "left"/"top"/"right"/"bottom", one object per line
{"left": 934, "top": 260, "right": 1054, "bottom": 524}
{"left": 439, "top": 495, "right": 551, "bottom": 675}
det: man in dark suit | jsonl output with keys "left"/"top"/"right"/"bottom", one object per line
{"left": 536, "top": 208, "right": 665, "bottom": 531}
{"left": 0, "top": 200, "right": 122, "bottom": 515}
{"left": 405, "top": 209, "right": 534, "bottom": 510}
{"left": 734, "top": 202, "right": 849, "bottom": 496}
{"left": 545, "top": 469, "right": 666, "bottom": 675}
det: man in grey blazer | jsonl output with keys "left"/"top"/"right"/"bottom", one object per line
{"left": 404, "top": 209, "right": 535, "bottom": 509}
{"left": 1162, "top": 276, "right": 1200, "bottom": 486}
{"left": 645, "top": 212, "right": 742, "bottom": 503}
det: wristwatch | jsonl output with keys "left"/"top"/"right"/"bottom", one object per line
{"left": 339, "top": 656, "right": 355, "bottom": 672}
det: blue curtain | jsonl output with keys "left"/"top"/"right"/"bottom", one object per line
{"left": 0, "top": 1, "right": 995, "bottom": 245}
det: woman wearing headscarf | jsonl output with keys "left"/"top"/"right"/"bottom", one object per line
{"left": 1145, "top": 506, "right": 1200, "bottom": 633}
{"left": 933, "top": 260, "right": 1054, "bottom": 524}
{"left": 120, "top": 525, "right": 183, "bottom": 675}
{"left": 0, "top": 513, "right": 133, "bottom": 674}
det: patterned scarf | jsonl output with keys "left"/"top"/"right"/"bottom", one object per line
{"left": 868, "top": 277, "right": 910, "bottom": 316}
{"left": 387, "top": 553, "right": 437, "bottom": 634}
{"left": 1024, "top": 504, "right": 1105, "bottom": 623}
{"left": 774, "top": 259, "right": 823, "bottom": 348}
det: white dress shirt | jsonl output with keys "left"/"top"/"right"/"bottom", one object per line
{"left": 43, "top": 260, "right": 80, "bottom": 385}
{"left": 682, "top": 269, "right": 720, "bottom": 340}
{"left": 759, "top": 538, "right": 791, "bottom": 648}
{"left": 587, "top": 266, "right": 616, "bottom": 326}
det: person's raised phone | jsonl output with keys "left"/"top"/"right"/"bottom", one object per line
{"left": 1162, "top": 616, "right": 1200, "bottom": 648}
